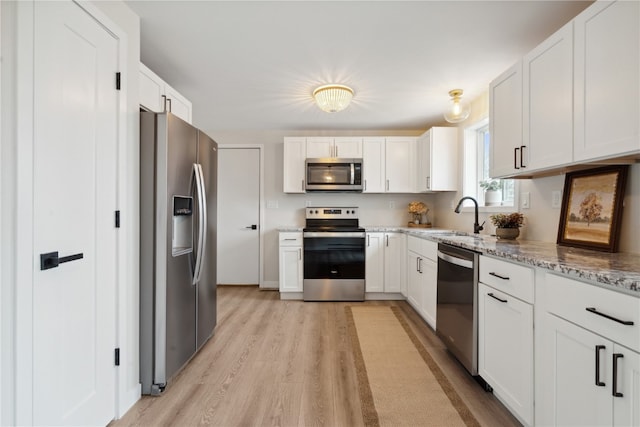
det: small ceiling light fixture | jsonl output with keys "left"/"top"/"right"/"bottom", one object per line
{"left": 313, "top": 84, "right": 354, "bottom": 113}
{"left": 443, "top": 89, "right": 471, "bottom": 123}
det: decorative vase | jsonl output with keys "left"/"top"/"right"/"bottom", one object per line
{"left": 496, "top": 227, "right": 519, "bottom": 240}
{"left": 484, "top": 190, "right": 502, "bottom": 206}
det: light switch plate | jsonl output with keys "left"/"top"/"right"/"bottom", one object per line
{"left": 521, "top": 192, "right": 530, "bottom": 209}
{"left": 389, "top": 201, "right": 396, "bottom": 209}
{"left": 552, "top": 191, "right": 562, "bottom": 208}
{"left": 267, "top": 200, "right": 279, "bottom": 209}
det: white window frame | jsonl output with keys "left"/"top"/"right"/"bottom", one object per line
{"left": 461, "top": 118, "right": 519, "bottom": 213}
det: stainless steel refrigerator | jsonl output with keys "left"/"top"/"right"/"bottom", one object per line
{"left": 139, "top": 112, "right": 217, "bottom": 395}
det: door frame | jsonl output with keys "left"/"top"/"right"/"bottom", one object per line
{"left": 9, "top": 2, "right": 131, "bottom": 424}
{"left": 218, "top": 144, "right": 265, "bottom": 288}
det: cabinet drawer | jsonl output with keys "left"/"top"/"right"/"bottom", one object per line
{"left": 545, "top": 273, "right": 640, "bottom": 352}
{"left": 407, "top": 236, "right": 422, "bottom": 253}
{"left": 279, "top": 232, "right": 303, "bottom": 246}
{"left": 407, "top": 236, "right": 437, "bottom": 261}
{"left": 479, "top": 256, "right": 534, "bottom": 303}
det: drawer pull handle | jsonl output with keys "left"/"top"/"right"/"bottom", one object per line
{"left": 613, "top": 353, "right": 624, "bottom": 397}
{"left": 488, "top": 293, "right": 508, "bottom": 303}
{"left": 585, "top": 307, "right": 635, "bottom": 326}
{"left": 489, "top": 272, "right": 510, "bottom": 280}
{"left": 284, "top": 238, "right": 297, "bottom": 241}
{"left": 595, "top": 345, "right": 606, "bottom": 387}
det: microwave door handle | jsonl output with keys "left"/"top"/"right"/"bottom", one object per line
{"left": 350, "top": 163, "right": 355, "bottom": 185}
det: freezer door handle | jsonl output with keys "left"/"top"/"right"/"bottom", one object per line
{"left": 191, "top": 163, "right": 207, "bottom": 284}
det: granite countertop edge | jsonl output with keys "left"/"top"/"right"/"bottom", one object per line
{"left": 277, "top": 226, "right": 640, "bottom": 295}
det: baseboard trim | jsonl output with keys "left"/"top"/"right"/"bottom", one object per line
{"left": 279, "top": 292, "right": 303, "bottom": 300}
{"left": 261, "top": 280, "right": 278, "bottom": 290}
{"left": 365, "top": 292, "right": 406, "bottom": 301}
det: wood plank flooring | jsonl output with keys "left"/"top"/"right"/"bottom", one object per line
{"left": 112, "top": 286, "right": 521, "bottom": 426}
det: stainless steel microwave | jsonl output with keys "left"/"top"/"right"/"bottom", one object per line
{"left": 305, "top": 158, "right": 363, "bottom": 192}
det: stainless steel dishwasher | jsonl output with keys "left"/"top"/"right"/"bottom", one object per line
{"left": 436, "top": 243, "right": 479, "bottom": 376}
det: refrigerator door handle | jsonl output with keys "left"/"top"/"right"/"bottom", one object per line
{"left": 195, "top": 163, "right": 207, "bottom": 284}
{"left": 191, "top": 163, "right": 206, "bottom": 284}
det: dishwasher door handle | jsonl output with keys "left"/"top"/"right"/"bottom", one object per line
{"left": 437, "top": 250, "right": 473, "bottom": 269}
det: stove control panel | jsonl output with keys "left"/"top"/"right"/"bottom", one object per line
{"left": 306, "top": 207, "right": 359, "bottom": 219}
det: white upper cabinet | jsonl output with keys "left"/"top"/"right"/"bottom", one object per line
{"left": 306, "top": 137, "right": 363, "bottom": 158}
{"left": 283, "top": 137, "right": 306, "bottom": 193}
{"left": 385, "top": 137, "right": 416, "bottom": 193}
{"left": 490, "top": 0, "right": 640, "bottom": 178}
{"left": 490, "top": 61, "right": 523, "bottom": 178}
{"left": 573, "top": 0, "right": 640, "bottom": 161}
{"left": 362, "top": 137, "right": 386, "bottom": 193}
{"left": 139, "top": 62, "right": 193, "bottom": 124}
{"left": 416, "top": 127, "right": 458, "bottom": 192}
{"left": 523, "top": 22, "right": 574, "bottom": 172}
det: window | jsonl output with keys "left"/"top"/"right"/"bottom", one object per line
{"left": 462, "top": 119, "right": 516, "bottom": 209}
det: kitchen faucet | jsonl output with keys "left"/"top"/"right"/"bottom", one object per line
{"left": 454, "top": 196, "right": 484, "bottom": 234}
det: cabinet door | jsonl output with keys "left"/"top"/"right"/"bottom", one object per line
{"left": 306, "top": 137, "right": 333, "bottom": 158}
{"left": 613, "top": 344, "right": 640, "bottom": 427}
{"left": 415, "top": 130, "right": 431, "bottom": 192}
{"left": 478, "top": 284, "right": 533, "bottom": 425}
{"left": 539, "top": 313, "right": 613, "bottom": 427}
{"left": 362, "top": 138, "right": 385, "bottom": 193}
{"left": 406, "top": 251, "right": 422, "bottom": 310}
{"left": 283, "top": 137, "right": 306, "bottom": 193}
{"left": 334, "top": 137, "right": 363, "bottom": 158}
{"left": 429, "top": 127, "right": 458, "bottom": 191}
{"left": 139, "top": 63, "right": 164, "bottom": 112}
{"left": 574, "top": 0, "right": 640, "bottom": 161}
{"left": 164, "top": 83, "right": 192, "bottom": 124}
{"left": 420, "top": 258, "right": 437, "bottom": 329}
{"left": 383, "top": 233, "right": 404, "bottom": 293}
{"left": 365, "top": 233, "right": 384, "bottom": 293}
{"left": 385, "top": 137, "right": 416, "bottom": 193}
{"left": 523, "top": 22, "right": 573, "bottom": 172}
{"left": 279, "top": 246, "right": 303, "bottom": 292}
{"left": 490, "top": 61, "right": 523, "bottom": 178}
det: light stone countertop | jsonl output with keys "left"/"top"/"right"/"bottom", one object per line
{"left": 277, "top": 226, "right": 640, "bottom": 296}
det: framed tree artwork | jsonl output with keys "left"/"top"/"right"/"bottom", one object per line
{"left": 557, "top": 165, "right": 628, "bottom": 252}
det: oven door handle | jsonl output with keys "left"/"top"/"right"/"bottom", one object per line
{"left": 437, "top": 250, "right": 473, "bottom": 269}
{"left": 303, "top": 232, "right": 366, "bottom": 238}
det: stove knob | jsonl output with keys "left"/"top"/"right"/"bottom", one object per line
{"left": 314, "top": 210, "right": 319, "bottom": 214}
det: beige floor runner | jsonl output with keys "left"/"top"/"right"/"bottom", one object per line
{"left": 346, "top": 306, "right": 480, "bottom": 427}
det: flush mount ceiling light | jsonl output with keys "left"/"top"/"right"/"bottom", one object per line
{"left": 443, "top": 89, "right": 471, "bottom": 123}
{"left": 313, "top": 84, "right": 354, "bottom": 113}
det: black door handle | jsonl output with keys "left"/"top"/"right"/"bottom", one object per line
{"left": 40, "top": 251, "right": 84, "bottom": 271}
{"left": 245, "top": 225, "right": 257, "bottom": 230}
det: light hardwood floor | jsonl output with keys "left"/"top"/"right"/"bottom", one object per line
{"left": 113, "top": 286, "right": 521, "bottom": 426}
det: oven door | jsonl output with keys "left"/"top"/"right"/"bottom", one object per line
{"left": 303, "top": 231, "right": 365, "bottom": 301}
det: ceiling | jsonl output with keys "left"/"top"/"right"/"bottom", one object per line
{"left": 125, "top": 1, "right": 592, "bottom": 132}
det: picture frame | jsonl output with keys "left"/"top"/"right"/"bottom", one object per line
{"left": 557, "top": 165, "right": 628, "bottom": 252}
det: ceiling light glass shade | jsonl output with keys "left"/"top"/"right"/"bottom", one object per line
{"left": 443, "top": 89, "right": 471, "bottom": 123}
{"left": 313, "top": 84, "right": 354, "bottom": 113}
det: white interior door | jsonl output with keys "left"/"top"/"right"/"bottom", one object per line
{"left": 32, "top": 2, "right": 118, "bottom": 425}
{"left": 217, "top": 148, "right": 260, "bottom": 285}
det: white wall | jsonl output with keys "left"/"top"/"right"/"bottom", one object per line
{"left": 207, "top": 130, "right": 438, "bottom": 284}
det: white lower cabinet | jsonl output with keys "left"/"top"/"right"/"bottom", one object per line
{"left": 478, "top": 283, "right": 533, "bottom": 426}
{"left": 365, "top": 232, "right": 405, "bottom": 295}
{"left": 278, "top": 232, "right": 303, "bottom": 294}
{"left": 537, "top": 273, "right": 640, "bottom": 427}
{"left": 406, "top": 236, "right": 437, "bottom": 329}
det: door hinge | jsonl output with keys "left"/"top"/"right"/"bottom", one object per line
{"left": 115, "top": 348, "right": 120, "bottom": 366}
{"left": 115, "top": 72, "right": 121, "bottom": 90}
{"left": 115, "top": 210, "right": 121, "bottom": 228}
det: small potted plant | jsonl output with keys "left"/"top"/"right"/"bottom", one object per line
{"left": 489, "top": 212, "right": 524, "bottom": 240}
{"left": 480, "top": 179, "right": 502, "bottom": 206}
{"left": 408, "top": 201, "right": 430, "bottom": 227}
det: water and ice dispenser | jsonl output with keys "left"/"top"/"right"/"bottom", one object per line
{"left": 172, "top": 196, "right": 193, "bottom": 256}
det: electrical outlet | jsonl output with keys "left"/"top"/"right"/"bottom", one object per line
{"left": 267, "top": 200, "right": 279, "bottom": 209}
{"left": 305, "top": 200, "right": 312, "bottom": 207}
{"left": 521, "top": 192, "right": 530, "bottom": 209}
{"left": 389, "top": 201, "right": 396, "bottom": 209}
{"left": 552, "top": 190, "right": 562, "bottom": 208}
